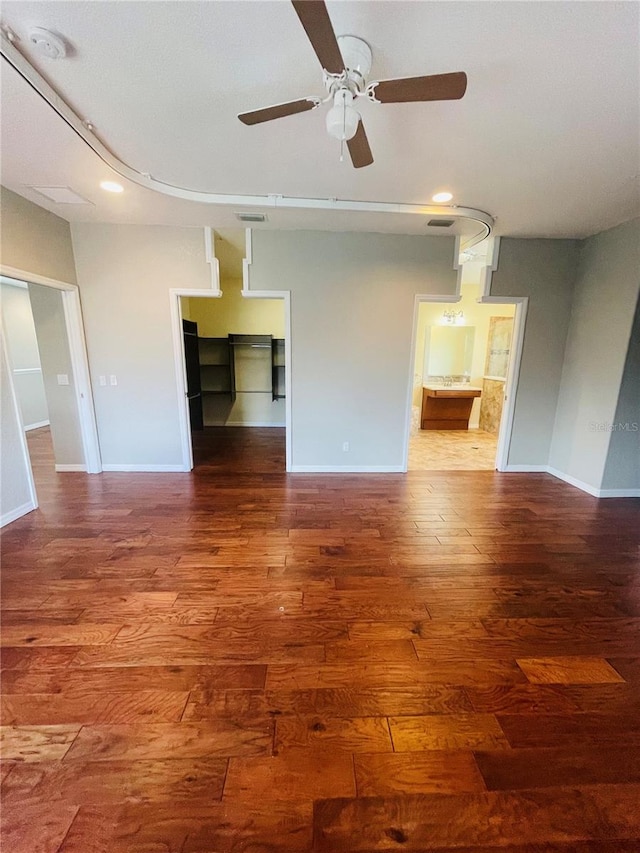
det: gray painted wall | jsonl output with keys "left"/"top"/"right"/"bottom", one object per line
{"left": 490, "top": 238, "right": 578, "bottom": 467}
{"left": 28, "top": 284, "right": 84, "bottom": 467}
{"left": 71, "top": 223, "right": 213, "bottom": 467}
{"left": 248, "top": 230, "right": 458, "bottom": 469}
{"left": 550, "top": 219, "right": 640, "bottom": 490}
{"left": 602, "top": 294, "right": 640, "bottom": 491}
{"left": 0, "top": 186, "right": 77, "bottom": 284}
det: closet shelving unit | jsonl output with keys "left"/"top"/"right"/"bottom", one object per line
{"left": 229, "top": 333, "right": 270, "bottom": 403}
{"left": 197, "top": 337, "right": 232, "bottom": 397}
{"left": 272, "top": 338, "right": 286, "bottom": 401}
{"left": 184, "top": 321, "right": 286, "bottom": 429}
{"left": 194, "top": 333, "right": 285, "bottom": 402}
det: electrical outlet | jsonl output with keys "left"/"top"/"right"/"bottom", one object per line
{"left": 342, "top": 441, "right": 350, "bottom": 452}
{"left": 109, "top": 375, "right": 117, "bottom": 386}
{"left": 99, "top": 375, "right": 106, "bottom": 386}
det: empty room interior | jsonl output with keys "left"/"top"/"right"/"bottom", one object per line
{"left": 0, "top": 1, "right": 639, "bottom": 851}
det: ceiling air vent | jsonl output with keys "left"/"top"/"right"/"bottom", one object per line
{"left": 427, "top": 219, "right": 455, "bottom": 227}
{"left": 235, "top": 212, "right": 267, "bottom": 223}
{"left": 28, "top": 186, "right": 92, "bottom": 204}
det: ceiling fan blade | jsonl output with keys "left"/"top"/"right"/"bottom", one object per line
{"left": 238, "top": 98, "right": 318, "bottom": 125}
{"left": 347, "top": 121, "right": 374, "bottom": 169}
{"left": 372, "top": 71, "right": 467, "bottom": 103}
{"left": 291, "top": 0, "right": 344, "bottom": 75}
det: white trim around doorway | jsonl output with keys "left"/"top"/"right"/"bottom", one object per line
{"left": 1, "top": 264, "right": 103, "bottom": 475}
{"left": 478, "top": 295, "right": 529, "bottom": 471}
{"left": 402, "top": 291, "right": 527, "bottom": 474}
{"left": 0, "top": 328, "right": 38, "bottom": 526}
{"left": 0, "top": 264, "right": 102, "bottom": 525}
{"left": 61, "top": 287, "right": 102, "bottom": 473}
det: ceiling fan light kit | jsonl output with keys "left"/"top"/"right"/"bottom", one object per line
{"left": 238, "top": 0, "right": 468, "bottom": 168}
{"left": 326, "top": 89, "right": 360, "bottom": 141}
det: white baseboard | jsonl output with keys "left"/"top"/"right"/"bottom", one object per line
{"left": 290, "top": 465, "right": 404, "bottom": 473}
{"left": 101, "top": 464, "right": 187, "bottom": 472}
{"left": 498, "top": 464, "right": 638, "bottom": 498}
{"left": 544, "top": 466, "right": 639, "bottom": 498}
{"left": 546, "top": 466, "right": 601, "bottom": 497}
{"left": 55, "top": 464, "right": 86, "bottom": 473}
{"left": 502, "top": 465, "right": 549, "bottom": 473}
{"left": 1, "top": 499, "right": 37, "bottom": 527}
{"left": 24, "top": 419, "right": 49, "bottom": 431}
{"left": 598, "top": 487, "right": 640, "bottom": 498}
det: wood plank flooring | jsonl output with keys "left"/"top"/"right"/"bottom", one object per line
{"left": 2, "top": 425, "right": 640, "bottom": 851}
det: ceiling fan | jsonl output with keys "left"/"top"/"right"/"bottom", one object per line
{"left": 238, "top": 0, "right": 467, "bottom": 169}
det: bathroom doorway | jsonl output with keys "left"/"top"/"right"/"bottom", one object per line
{"left": 405, "top": 243, "right": 526, "bottom": 472}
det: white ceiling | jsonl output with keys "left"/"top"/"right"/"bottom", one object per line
{"left": 1, "top": 1, "right": 638, "bottom": 239}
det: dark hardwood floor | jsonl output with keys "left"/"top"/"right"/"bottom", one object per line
{"left": 2, "top": 426, "right": 640, "bottom": 851}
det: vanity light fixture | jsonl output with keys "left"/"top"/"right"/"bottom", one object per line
{"left": 432, "top": 191, "right": 453, "bottom": 203}
{"left": 443, "top": 309, "right": 464, "bottom": 324}
{"left": 100, "top": 180, "right": 124, "bottom": 193}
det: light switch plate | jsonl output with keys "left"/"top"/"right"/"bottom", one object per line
{"left": 56, "top": 374, "right": 69, "bottom": 385}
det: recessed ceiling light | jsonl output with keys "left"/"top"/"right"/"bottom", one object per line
{"left": 432, "top": 191, "right": 453, "bottom": 203}
{"left": 100, "top": 181, "right": 124, "bottom": 193}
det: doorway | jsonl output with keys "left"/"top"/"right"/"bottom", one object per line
{"left": 181, "top": 294, "right": 287, "bottom": 472}
{"left": 405, "top": 245, "right": 526, "bottom": 472}
{"left": 0, "top": 271, "right": 101, "bottom": 523}
{"left": 171, "top": 229, "right": 291, "bottom": 473}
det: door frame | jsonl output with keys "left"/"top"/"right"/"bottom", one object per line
{"left": 0, "top": 265, "right": 102, "bottom": 525}
{"left": 1, "top": 265, "right": 102, "bottom": 473}
{"left": 402, "top": 242, "right": 528, "bottom": 473}
{"left": 1, "top": 324, "right": 38, "bottom": 522}
{"left": 478, "top": 295, "right": 528, "bottom": 471}
{"left": 169, "top": 288, "right": 292, "bottom": 472}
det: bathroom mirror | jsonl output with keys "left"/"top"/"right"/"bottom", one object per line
{"left": 424, "top": 326, "right": 475, "bottom": 377}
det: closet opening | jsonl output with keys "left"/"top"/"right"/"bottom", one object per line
{"left": 175, "top": 230, "right": 288, "bottom": 474}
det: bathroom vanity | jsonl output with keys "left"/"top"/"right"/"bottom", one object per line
{"left": 421, "top": 384, "right": 482, "bottom": 430}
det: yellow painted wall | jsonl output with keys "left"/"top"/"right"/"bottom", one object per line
{"left": 186, "top": 278, "right": 285, "bottom": 337}
{"left": 413, "top": 264, "right": 515, "bottom": 427}
{"left": 181, "top": 275, "right": 286, "bottom": 427}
